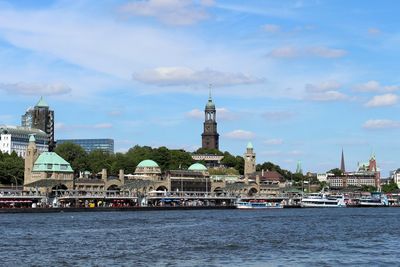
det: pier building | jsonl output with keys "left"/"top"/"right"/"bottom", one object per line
{"left": 24, "top": 135, "right": 74, "bottom": 191}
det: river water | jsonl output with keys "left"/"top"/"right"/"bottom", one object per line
{"left": 1, "top": 208, "right": 398, "bottom": 266}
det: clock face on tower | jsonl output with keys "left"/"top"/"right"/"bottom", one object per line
{"left": 206, "top": 125, "right": 211, "bottom": 131}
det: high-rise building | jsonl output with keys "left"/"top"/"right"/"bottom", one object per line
{"left": 244, "top": 142, "right": 256, "bottom": 176}
{"left": 201, "top": 91, "right": 219, "bottom": 150}
{"left": 21, "top": 97, "right": 55, "bottom": 151}
{"left": 56, "top": 138, "right": 114, "bottom": 154}
{"left": 0, "top": 125, "right": 48, "bottom": 158}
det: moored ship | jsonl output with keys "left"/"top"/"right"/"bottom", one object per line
{"left": 236, "top": 200, "right": 283, "bottom": 209}
{"left": 301, "top": 193, "right": 346, "bottom": 208}
{"left": 359, "top": 192, "right": 388, "bottom": 207}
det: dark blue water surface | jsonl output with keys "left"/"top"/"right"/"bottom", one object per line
{"left": 1, "top": 208, "right": 399, "bottom": 266}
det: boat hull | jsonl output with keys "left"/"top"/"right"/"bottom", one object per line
{"left": 236, "top": 202, "right": 283, "bottom": 209}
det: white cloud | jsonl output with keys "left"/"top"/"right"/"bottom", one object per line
{"left": 307, "top": 46, "right": 347, "bottom": 58}
{"left": 288, "top": 150, "right": 303, "bottom": 156}
{"left": 262, "top": 111, "right": 294, "bottom": 120}
{"left": 354, "top": 80, "right": 380, "bottom": 92}
{"left": 225, "top": 129, "right": 255, "bottom": 140}
{"left": 354, "top": 80, "right": 400, "bottom": 93}
{"left": 55, "top": 122, "right": 66, "bottom": 131}
{"left": 307, "top": 91, "right": 347, "bottom": 102}
{"left": 368, "top": 28, "right": 381, "bottom": 36}
{"left": 305, "top": 80, "right": 341, "bottom": 92}
{"left": 268, "top": 46, "right": 346, "bottom": 59}
{"left": 264, "top": 138, "right": 283, "bottom": 145}
{"left": 186, "top": 107, "right": 238, "bottom": 120}
{"left": 363, "top": 119, "right": 400, "bottom": 129}
{"left": 0, "top": 82, "right": 71, "bottom": 96}
{"left": 268, "top": 46, "right": 298, "bottom": 58}
{"left": 217, "top": 108, "right": 238, "bottom": 121}
{"left": 133, "top": 67, "right": 263, "bottom": 87}
{"left": 93, "top": 123, "right": 113, "bottom": 129}
{"left": 185, "top": 109, "right": 203, "bottom": 119}
{"left": 262, "top": 24, "right": 281, "bottom": 33}
{"left": 365, "top": 94, "right": 398, "bottom": 107}
{"left": 55, "top": 122, "right": 113, "bottom": 131}
{"left": 119, "top": 0, "right": 213, "bottom": 26}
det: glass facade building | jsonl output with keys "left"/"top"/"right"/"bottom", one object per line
{"left": 57, "top": 139, "right": 114, "bottom": 154}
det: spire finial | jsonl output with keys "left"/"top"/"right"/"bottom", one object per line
{"left": 208, "top": 84, "right": 212, "bottom": 101}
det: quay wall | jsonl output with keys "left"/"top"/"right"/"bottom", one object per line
{"left": 0, "top": 205, "right": 236, "bottom": 214}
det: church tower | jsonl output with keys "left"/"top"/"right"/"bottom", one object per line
{"left": 201, "top": 90, "right": 219, "bottom": 150}
{"left": 244, "top": 142, "right": 256, "bottom": 176}
{"left": 24, "top": 135, "right": 39, "bottom": 186}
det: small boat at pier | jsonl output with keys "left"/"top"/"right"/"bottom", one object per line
{"left": 235, "top": 200, "right": 283, "bottom": 209}
{"left": 359, "top": 192, "right": 388, "bottom": 207}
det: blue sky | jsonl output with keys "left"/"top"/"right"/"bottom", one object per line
{"left": 0, "top": 0, "right": 400, "bottom": 176}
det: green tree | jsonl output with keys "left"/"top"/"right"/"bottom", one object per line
{"left": 328, "top": 168, "right": 343, "bottom": 176}
{"left": 0, "top": 151, "right": 24, "bottom": 185}
{"left": 195, "top": 147, "right": 223, "bottom": 155}
{"left": 382, "top": 181, "right": 399, "bottom": 193}
{"left": 54, "top": 142, "right": 88, "bottom": 176}
{"left": 87, "top": 149, "right": 114, "bottom": 174}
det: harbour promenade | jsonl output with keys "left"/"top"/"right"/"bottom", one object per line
{"left": 1, "top": 188, "right": 400, "bottom": 213}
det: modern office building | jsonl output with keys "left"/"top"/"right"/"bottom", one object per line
{"left": 0, "top": 125, "right": 48, "bottom": 158}
{"left": 21, "top": 97, "right": 55, "bottom": 151}
{"left": 57, "top": 138, "right": 114, "bottom": 154}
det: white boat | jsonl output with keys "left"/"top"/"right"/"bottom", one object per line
{"left": 301, "top": 193, "right": 346, "bottom": 208}
{"left": 236, "top": 201, "right": 283, "bottom": 209}
{"left": 359, "top": 192, "right": 388, "bottom": 206}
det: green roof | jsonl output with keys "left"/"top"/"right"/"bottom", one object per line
{"left": 137, "top": 159, "right": 159, "bottom": 168}
{"left": 29, "top": 134, "right": 36, "bottom": 142}
{"left": 35, "top": 96, "right": 49, "bottom": 108}
{"left": 32, "top": 152, "right": 73, "bottom": 173}
{"left": 188, "top": 163, "right": 208, "bottom": 171}
{"left": 247, "top": 142, "right": 253, "bottom": 149}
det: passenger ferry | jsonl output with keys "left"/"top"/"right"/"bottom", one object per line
{"left": 359, "top": 192, "right": 388, "bottom": 207}
{"left": 301, "top": 193, "right": 346, "bottom": 208}
{"left": 235, "top": 201, "right": 283, "bottom": 209}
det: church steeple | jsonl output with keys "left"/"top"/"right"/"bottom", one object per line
{"left": 201, "top": 85, "right": 219, "bottom": 150}
{"left": 340, "top": 148, "right": 346, "bottom": 173}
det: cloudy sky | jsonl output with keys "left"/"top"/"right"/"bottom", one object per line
{"left": 0, "top": 0, "right": 400, "bottom": 176}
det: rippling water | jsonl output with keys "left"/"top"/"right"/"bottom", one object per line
{"left": 1, "top": 208, "right": 399, "bottom": 266}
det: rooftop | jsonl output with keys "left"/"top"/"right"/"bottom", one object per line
{"left": 35, "top": 96, "right": 49, "bottom": 108}
{"left": 32, "top": 152, "right": 73, "bottom": 173}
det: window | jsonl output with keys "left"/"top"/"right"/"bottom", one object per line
{"left": 47, "top": 164, "right": 53, "bottom": 169}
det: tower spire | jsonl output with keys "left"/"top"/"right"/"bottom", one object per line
{"left": 208, "top": 84, "right": 212, "bottom": 101}
{"left": 340, "top": 148, "right": 345, "bottom": 173}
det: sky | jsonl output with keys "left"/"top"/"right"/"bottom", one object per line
{"left": 0, "top": 0, "right": 400, "bottom": 176}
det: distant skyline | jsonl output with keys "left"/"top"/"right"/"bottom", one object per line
{"left": 0, "top": 0, "right": 400, "bottom": 176}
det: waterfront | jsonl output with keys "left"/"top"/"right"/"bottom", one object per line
{"left": 1, "top": 208, "right": 399, "bottom": 266}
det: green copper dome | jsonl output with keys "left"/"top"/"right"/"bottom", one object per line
{"left": 247, "top": 142, "right": 253, "bottom": 149}
{"left": 188, "top": 163, "right": 208, "bottom": 171}
{"left": 137, "top": 159, "right": 159, "bottom": 168}
{"left": 205, "top": 89, "right": 215, "bottom": 110}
